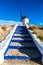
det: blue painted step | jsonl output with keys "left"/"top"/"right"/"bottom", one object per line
{"left": 4, "top": 56, "right": 41, "bottom": 60}
{"left": 15, "top": 29, "right": 28, "bottom": 31}
{"left": 12, "top": 36, "right": 32, "bottom": 38}
{"left": 14, "top": 32, "right": 29, "bottom": 34}
{"left": 15, "top": 28, "right": 27, "bottom": 30}
{"left": 4, "top": 48, "right": 42, "bottom": 60}
{"left": 16, "top": 27, "right": 26, "bottom": 29}
{"left": 9, "top": 46, "right": 36, "bottom": 49}
{"left": 11, "top": 40, "right": 33, "bottom": 43}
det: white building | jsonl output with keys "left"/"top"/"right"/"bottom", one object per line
{"left": 21, "top": 16, "right": 29, "bottom": 26}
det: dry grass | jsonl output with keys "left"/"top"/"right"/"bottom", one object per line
{"left": 0, "top": 25, "right": 15, "bottom": 42}
{"left": 38, "top": 36, "right": 43, "bottom": 42}
{"left": 33, "top": 29, "right": 43, "bottom": 42}
{"left": 27, "top": 24, "right": 43, "bottom": 42}
{"left": 29, "top": 25, "right": 40, "bottom": 30}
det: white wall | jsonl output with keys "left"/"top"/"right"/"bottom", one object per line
{"left": 0, "top": 24, "right": 18, "bottom": 64}
{"left": 22, "top": 18, "right": 29, "bottom": 26}
{"left": 26, "top": 24, "right": 43, "bottom": 63}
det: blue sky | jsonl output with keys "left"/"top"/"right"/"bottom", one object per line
{"left": 0, "top": 0, "right": 43, "bottom": 26}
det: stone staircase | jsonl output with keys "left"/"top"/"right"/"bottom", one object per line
{"left": 4, "top": 26, "right": 41, "bottom": 60}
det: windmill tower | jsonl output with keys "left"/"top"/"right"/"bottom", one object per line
{"left": 20, "top": 11, "right": 29, "bottom": 26}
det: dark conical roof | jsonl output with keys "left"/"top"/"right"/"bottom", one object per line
{"left": 22, "top": 16, "right": 28, "bottom": 20}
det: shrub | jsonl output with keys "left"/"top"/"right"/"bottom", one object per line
{"left": 29, "top": 26, "right": 37, "bottom": 30}
{"left": 40, "top": 26, "right": 43, "bottom": 29}
{"left": 11, "top": 25, "right": 14, "bottom": 27}
{"left": 1, "top": 26, "right": 6, "bottom": 30}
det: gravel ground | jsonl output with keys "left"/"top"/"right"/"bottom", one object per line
{"left": 0, "top": 60, "right": 40, "bottom": 65}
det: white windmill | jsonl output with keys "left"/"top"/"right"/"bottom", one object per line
{"left": 20, "top": 11, "right": 29, "bottom": 26}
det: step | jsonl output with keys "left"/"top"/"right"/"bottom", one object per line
{"left": 15, "top": 27, "right": 27, "bottom": 30}
{"left": 4, "top": 56, "right": 41, "bottom": 60}
{"left": 16, "top": 27, "right": 27, "bottom": 29}
{"left": 15, "top": 29, "right": 28, "bottom": 31}
{"left": 15, "top": 30, "right": 28, "bottom": 32}
{"left": 16, "top": 27, "right": 26, "bottom": 29}
{"left": 14, "top": 34, "right": 31, "bottom": 36}
{"left": 14, "top": 32, "right": 29, "bottom": 34}
{"left": 12, "top": 36, "right": 32, "bottom": 40}
{"left": 12, "top": 36, "right": 32, "bottom": 38}
{"left": 11, "top": 39, "right": 33, "bottom": 42}
{"left": 15, "top": 30, "right": 27, "bottom": 32}
{"left": 10, "top": 42, "right": 35, "bottom": 47}
{"left": 16, "top": 27, "right": 26, "bottom": 30}
{"left": 12, "top": 38, "right": 32, "bottom": 41}
{"left": 15, "top": 26, "right": 27, "bottom": 31}
{"left": 15, "top": 31, "right": 28, "bottom": 33}
{"left": 9, "top": 46, "right": 36, "bottom": 49}
{"left": 16, "top": 26, "right": 26, "bottom": 27}
{"left": 4, "top": 48, "right": 41, "bottom": 60}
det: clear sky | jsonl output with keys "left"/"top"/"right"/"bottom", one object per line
{"left": 0, "top": 0, "right": 43, "bottom": 26}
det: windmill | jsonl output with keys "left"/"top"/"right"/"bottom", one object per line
{"left": 20, "top": 11, "right": 29, "bottom": 26}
